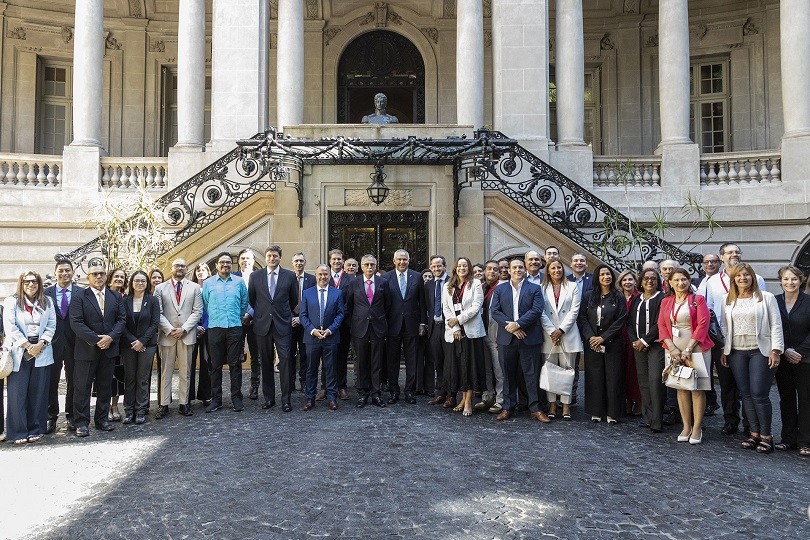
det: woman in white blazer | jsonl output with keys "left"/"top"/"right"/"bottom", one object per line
{"left": 719, "top": 263, "right": 784, "bottom": 454}
{"left": 442, "top": 257, "right": 485, "bottom": 417}
{"left": 2, "top": 271, "right": 56, "bottom": 445}
{"left": 540, "top": 257, "right": 582, "bottom": 420}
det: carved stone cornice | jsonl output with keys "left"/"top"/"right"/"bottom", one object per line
{"left": 150, "top": 40, "right": 165, "bottom": 52}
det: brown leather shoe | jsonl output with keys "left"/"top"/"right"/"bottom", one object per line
{"left": 303, "top": 400, "right": 314, "bottom": 411}
{"left": 496, "top": 410, "right": 512, "bottom": 421}
{"left": 316, "top": 389, "right": 326, "bottom": 401}
{"left": 327, "top": 400, "right": 339, "bottom": 411}
{"left": 442, "top": 396, "right": 456, "bottom": 409}
{"left": 531, "top": 411, "right": 552, "bottom": 423}
{"left": 427, "top": 395, "right": 445, "bottom": 405}
{"left": 338, "top": 388, "right": 349, "bottom": 400}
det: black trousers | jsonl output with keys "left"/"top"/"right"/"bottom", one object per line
{"left": 73, "top": 350, "right": 115, "bottom": 428}
{"left": 335, "top": 323, "right": 351, "bottom": 390}
{"left": 208, "top": 327, "right": 243, "bottom": 405}
{"left": 584, "top": 341, "right": 625, "bottom": 420}
{"left": 189, "top": 333, "right": 212, "bottom": 402}
{"left": 257, "top": 324, "right": 292, "bottom": 405}
{"left": 122, "top": 345, "right": 155, "bottom": 414}
{"left": 500, "top": 340, "right": 542, "bottom": 413}
{"left": 48, "top": 353, "right": 75, "bottom": 421}
{"left": 775, "top": 360, "right": 810, "bottom": 448}
{"left": 712, "top": 343, "right": 745, "bottom": 428}
{"left": 353, "top": 329, "right": 384, "bottom": 397}
{"left": 424, "top": 321, "right": 448, "bottom": 397}
{"left": 387, "top": 326, "right": 418, "bottom": 396}
{"left": 290, "top": 323, "right": 308, "bottom": 390}
{"left": 243, "top": 323, "right": 261, "bottom": 389}
{"left": 634, "top": 343, "right": 666, "bottom": 430}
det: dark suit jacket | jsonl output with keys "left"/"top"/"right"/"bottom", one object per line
{"left": 249, "top": 266, "right": 298, "bottom": 337}
{"left": 331, "top": 271, "right": 355, "bottom": 327}
{"left": 293, "top": 272, "right": 317, "bottom": 315}
{"left": 490, "top": 280, "right": 545, "bottom": 346}
{"left": 578, "top": 289, "right": 627, "bottom": 344}
{"left": 424, "top": 275, "right": 449, "bottom": 338}
{"left": 69, "top": 286, "right": 127, "bottom": 359}
{"left": 300, "top": 286, "right": 345, "bottom": 345}
{"left": 123, "top": 293, "right": 161, "bottom": 348}
{"left": 776, "top": 291, "right": 810, "bottom": 363}
{"left": 45, "top": 284, "right": 81, "bottom": 363}
{"left": 627, "top": 292, "right": 664, "bottom": 346}
{"left": 345, "top": 275, "right": 388, "bottom": 338}
{"left": 567, "top": 271, "right": 594, "bottom": 297}
{"left": 384, "top": 268, "right": 426, "bottom": 336}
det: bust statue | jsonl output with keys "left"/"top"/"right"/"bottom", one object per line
{"left": 361, "top": 93, "right": 399, "bottom": 124}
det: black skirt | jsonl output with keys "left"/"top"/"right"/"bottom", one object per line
{"left": 450, "top": 336, "right": 485, "bottom": 393}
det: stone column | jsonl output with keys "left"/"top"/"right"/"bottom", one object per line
{"left": 71, "top": 0, "right": 104, "bottom": 147}
{"left": 175, "top": 0, "right": 206, "bottom": 148}
{"left": 657, "top": 0, "right": 691, "bottom": 147}
{"left": 781, "top": 0, "right": 810, "bottom": 139}
{"left": 456, "top": 0, "right": 484, "bottom": 128}
{"left": 492, "top": 0, "right": 549, "bottom": 159}
{"left": 555, "top": 0, "right": 585, "bottom": 146}
{"left": 277, "top": 0, "right": 304, "bottom": 131}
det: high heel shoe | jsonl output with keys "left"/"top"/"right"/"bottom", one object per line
{"left": 689, "top": 430, "right": 703, "bottom": 445}
{"left": 590, "top": 416, "right": 601, "bottom": 423}
{"left": 677, "top": 432, "right": 690, "bottom": 442}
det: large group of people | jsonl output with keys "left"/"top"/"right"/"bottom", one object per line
{"left": 1, "top": 242, "right": 808, "bottom": 459}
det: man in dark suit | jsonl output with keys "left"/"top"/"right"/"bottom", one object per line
{"left": 384, "top": 248, "right": 427, "bottom": 404}
{"left": 345, "top": 254, "right": 388, "bottom": 408}
{"left": 44, "top": 259, "right": 81, "bottom": 433}
{"left": 490, "top": 258, "right": 550, "bottom": 423}
{"left": 424, "top": 255, "right": 452, "bottom": 406}
{"left": 290, "top": 252, "right": 316, "bottom": 392}
{"left": 248, "top": 245, "right": 299, "bottom": 412}
{"left": 328, "top": 248, "right": 355, "bottom": 400}
{"left": 300, "top": 265, "right": 346, "bottom": 411}
{"left": 234, "top": 248, "right": 261, "bottom": 400}
{"left": 567, "top": 252, "right": 593, "bottom": 405}
{"left": 69, "top": 263, "right": 127, "bottom": 437}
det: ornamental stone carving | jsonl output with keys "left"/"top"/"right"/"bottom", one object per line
{"left": 129, "top": 0, "right": 143, "bottom": 18}
{"left": 743, "top": 17, "right": 759, "bottom": 36}
{"left": 600, "top": 33, "right": 615, "bottom": 51}
{"left": 61, "top": 26, "right": 73, "bottom": 44}
{"left": 306, "top": 0, "right": 318, "bottom": 20}
{"left": 443, "top": 0, "right": 455, "bottom": 19}
{"left": 345, "top": 189, "right": 412, "bottom": 207}
{"left": 483, "top": 0, "right": 492, "bottom": 17}
{"left": 150, "top": 40, "right": 165, "bottom": 52}
{"left": 645, "top": 34, "right": 658, "bottom": 48}
{"left": 420, "top": 27, "right": 439, "bottom": 44}
{"left": 6, "top": 27, "right": 26, "bottom": 40}
{"left": 484, "top": 30, "right": 492, "bottom": 48}
{"left": 623, "top": 0, "right": 640, "bottom": 14}
{"left": 324, "top": 27, "right": 342, "bottom": 46}
{"left": 691, "top": 23, "right": 708, "bottom": 41}
{"left": 106, "top": 34, "right": 122, "bottom": 50}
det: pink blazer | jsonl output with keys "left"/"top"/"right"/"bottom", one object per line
{"left": 657, "top": 293, "right": 714, "bottom": 352}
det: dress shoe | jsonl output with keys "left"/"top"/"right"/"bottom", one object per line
{"left": 662, "top": 410, "right": 679, "bottom": 426}
{"left": 387, "top": 394, "right": 399, "bottom": 405}
{"left": 233, "top": 398, "right": 245, "bottom": 412}
{"left": 261, "top": 401, "right": 275, "bottom": 410}
{"left": 721, "top": 423, "right": 738, "bottom": 435}
{"left": 46, "top": 419, "right": 57, "bottom": 434}
{"left": 155, "top": 405, "right": 169, "bottom": 419}
{"left": 282, "top": 403, "right": 292, "bottom": 413}
{"left": 442, "top": 396, "right": 456, "bottom": 409}
{"left": 76, "top": 426, "right": 89, "bottom": 437}
{"left": 327, "top": 400, "right": 339, "bottom": 411}
{"left": 496, "top": 410, "right": 512, "bottom": 421}
{"left": 531, "top": 411, "right": 552, "bottom": 423}
{"left": 202, "top": 399, "right": 211, "bottom": 406}
{"left": 135, "top": 414, "right": 146, "bottom": 425}
{"left": 404, "top": 393, "right": 416, "bottom": 404}
{"left": 179, "top": 404, "right": 194, "bottom": 417}
{"left": 356, "top": 397, "right": 368, "bottom": 408}
{"left": 303, "top": 400, "right": 314, "bottom": 411}
{"left": 95, "top": 422, "right": 115, "bottom": 432}
{"left": 427, "top": 395, "right": 445, "bottom": 405}
{"left": 248, "top": 387, "right": 259, "bottom": 400}
{"left": 205, "top": 402, "right": 222, "bottom": 413}
{"left": 338, "top": 388, "right": 349, "bottom": 400}
{"left": 488, "top": 403, "right": 503, "bottom": 414}
{"left": 371, "top": 396, "right": 386, "bottom": 408}
{"left": 316, "top": 389, "right": 327, "bottom": 401}
{"left": 122, "top": 413, "right": 134, "bottom": 425}
{"left": 474, "top": 400, "right": 493, "bottom": 411}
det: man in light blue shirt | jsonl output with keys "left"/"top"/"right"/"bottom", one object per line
{"left": 202, "top": 251, "right": 249, "bottom": 413}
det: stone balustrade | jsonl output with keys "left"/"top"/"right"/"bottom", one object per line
{"left": 700, "top": 151, "right": 781, "bottom": 185}
{"left": 0, "top": 154, "right": 62, "bottom": 187}
{"left": 100, "top": 158, "right": 168, "bottom": 190}
{"left": 592, "top": 156, "right": 661, "bottom": 188}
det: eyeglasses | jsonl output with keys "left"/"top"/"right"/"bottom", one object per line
{"left": 724, "top": 250, "right": 742, "bottom": 255}
{"left": 23, "top": 279, "right": 38, "bottom": 285}
{"left": 642, "top": 277, "right": 658, "bottom": 282}
{"left": 132, "top": 279, "right": 148, "bottom": 284}
{"left": 89, "top": 271, "right": 106, "bottom": 277}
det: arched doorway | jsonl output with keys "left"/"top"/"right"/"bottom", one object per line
{"left": 337, "top": 30, "right": 425, "bottom": 124}
{"left": 795, "top": 237, "right": 810, "bottom": 277}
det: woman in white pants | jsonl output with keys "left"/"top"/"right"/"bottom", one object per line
{"left": 540, "top": 257, "right": 583, "bottom": 420}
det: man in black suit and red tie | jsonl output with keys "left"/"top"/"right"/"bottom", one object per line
{"left": 69, "top": 263, "right": 127, "bottom": 437}
{"left": 44, "top": 258, "right": 82, "bottom": 433}
{"left": 248, "top": 245, "right": 299, "bottom": 412}
{"left": 384, "top": 248, "right": 427, "bottom": 404}
{"left": 290, "top": 252, "right": 316, "bottom": 392}
{"left": 345, "top": 254, "right": 388, "bottom": 408}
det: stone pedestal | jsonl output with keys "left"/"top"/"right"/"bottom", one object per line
{"left": 779, "top": 136, "right": 810, "bottom": 200}
{"left": 61, "top": 145, "right": 104, "bottom": 200}
{"left": 168, "top": 145, "right": 219, "bottom": 190}
{"left": 550, "top": 145, "right": 593, "bottom": 190}
{"left": 659, "top": 143, "right": 700, "bottom": 197}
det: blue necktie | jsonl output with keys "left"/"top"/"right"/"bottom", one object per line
{"left": 319, "top": 288, "right": 326, "bottom": 327}
{"left": 399, "top": 272, "right": 407, "bottom": 299}
{"left": 434, "top": 279, "right": 442, "bottom": 318}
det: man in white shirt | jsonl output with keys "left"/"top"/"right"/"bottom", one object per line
{"left": 525, "top": 250, "right": 544, "bottom": 286}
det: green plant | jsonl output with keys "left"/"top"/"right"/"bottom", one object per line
{"left": 650, "top": 190, "right": 720, "bottom": 252}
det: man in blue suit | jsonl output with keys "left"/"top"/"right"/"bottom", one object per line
{"left": 490, "top": 259, "right": 550, "bottom": 422}
{"left": 300, "top": 265, "right": 346, "bottom": 411}
{"left": 566, "top": 252, "right": 593, "bottom": 405}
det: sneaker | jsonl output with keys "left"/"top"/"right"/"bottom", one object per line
{"left": 488, "top": 403, "right": 503, "bottom": 414}
{"left": 205, "top": 402, "right": 223, "bottom": 413}
{"left": 233, "top": 398, "right": 245, "bottom": 412}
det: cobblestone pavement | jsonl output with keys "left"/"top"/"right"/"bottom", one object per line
{"left": 2, "top": 368, "right": 809, "bottom": 540}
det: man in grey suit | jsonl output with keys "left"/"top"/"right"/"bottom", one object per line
{"left": 154, "top": 259, "right": 203, "bottom": 418}
{"left": 248, "top": 245, "right": 299, "bottom": 412}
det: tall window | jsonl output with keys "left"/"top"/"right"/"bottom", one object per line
{"left": 548, "top": 67, "right": 601, "bottom": 153}
{"left": 160, "top": 67, "right": 212, "bottom": 156}
{"left": 690, "top": 60, "right": 729, "bottom": 153}
{"left": 36, "top": 61, "right": 72, "bottom": 154}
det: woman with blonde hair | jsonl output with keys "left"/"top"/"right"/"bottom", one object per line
{"left": 720, "top": 262, "right": 784, "bottom": 454}
{"left": 2, "top": 271, "right": 56, "bottom": 445}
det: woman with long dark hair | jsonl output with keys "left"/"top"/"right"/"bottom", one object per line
{"left": 104, "top": 268, "right": 127, "bottom": 421}
{"left": 578, "top": 264, "right": 627, "bottom": 424}
{"left": 617, "top": 269, "right": 642, "bottom": 416}
{"left": 121, "top": 271, "right": 160, "bottom": 425}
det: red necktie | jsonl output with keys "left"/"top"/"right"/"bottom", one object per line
{"left": 175, "top": 280, "right": 182, "bottom": 303}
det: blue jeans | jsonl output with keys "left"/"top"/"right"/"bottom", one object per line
{"left": 728, "top": 348, "right": 776, "bottom": 436}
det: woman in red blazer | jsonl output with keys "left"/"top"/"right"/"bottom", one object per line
{"left": 658, "top": 268, "right": 714, "bottom": 445}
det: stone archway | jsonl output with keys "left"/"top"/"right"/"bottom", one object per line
{"left": 337, "top": 30, "right": 425, "bottom": 123}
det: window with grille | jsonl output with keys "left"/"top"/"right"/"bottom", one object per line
{"left": 690, "top": 60, "right": 729, "bottom": 153}
{"left": 160, "top": 68, "right": 212, "bottom": 155}
{"left": 549, "top": 67, "right": 601, "bottom": 153}
{"left": 36, "top": 61, "right": 72, "bottom": 154}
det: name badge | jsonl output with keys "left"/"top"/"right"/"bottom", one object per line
{"left": 453, "top": 303, "right": 463, "bottom": 312}
{"left": 672, "top": 327, "right": 681, "bottom": 338}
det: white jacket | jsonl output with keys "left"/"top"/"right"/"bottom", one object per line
{"left": 441, "top": 278, "right": 486, "bottom": 342}
{"left": 540, "top": 280, "right": 583, "bottom": 354}
{"left": 719, "top": 291, "right": 784, "bottom": 356}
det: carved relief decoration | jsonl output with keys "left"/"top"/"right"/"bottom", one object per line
{"left": 600, "top": 33, "right": 614, "bottom": 51}
{"left": 270, "top": 34, "right": 277, "bottom": 49}
{"left": 150, "top": 40, "right": 165, "bottom": 52}
{"left": 420, "top": 27, "right": 438, "bottom": 45}
{"left": 269, "top": 0, "right": 278, "bottom": 19}
{"left": 324, "top": 26, "right": 342, "bottom": 46}
{"left": 691, "top": 23, "right": 708, "bottom": 41}
{"left": 345, "top": 189, "right": 412, "bottom": 207}
{"left": 306, "top": 0, "right": 319, "bottom": 20}
{"left": 359, "top": 11, "right": 375, "bottom": 26}
{"left": 7, "top": 26, "right": 26, "bottom": 40}
{"left": 106, "top": 34, "right": 122, "bottom": 50}
{"left": 484, "top": 30, "right": 492, "bottom": 48}
{"left": 359, "top": 3, "right": 402, "bottom": 28}
{"left": 61, "top": 26, "right": 73, "bottom": 44}
{"left": 622, "top": 0, "right": 640, "bottom": 14}
{"left": 483, "top": 0, "right": 492, "bottom": 18}
{"left": 743, "top": 17, "right": 759, "bottom": 36}
{"left": 645, "top": 34, "right": 658, "bottom": 48}
{"left": 442, "top": 0, "right": 455, "bottom": 19}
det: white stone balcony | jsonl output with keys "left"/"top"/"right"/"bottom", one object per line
{"left": 99, "top": 157, "right": 169, "bottom": 190}
{"left": 0, "top": 154, "right": 62, "bottom": 188}
{"left": 699, "top": 151, "right": 781, "bottom": 186}
{"left": 592, "top": 156, "right": 662, "bottom": 188}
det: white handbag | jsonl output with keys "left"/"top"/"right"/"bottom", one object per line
{"left": 0, "top": 347, "right": 13, "bottom": 379}
{"left": 539, "top": 360, "right": 575, "bottom": 396}
{"left": 662, "top": 352, "right": 699, "bottom": 391}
